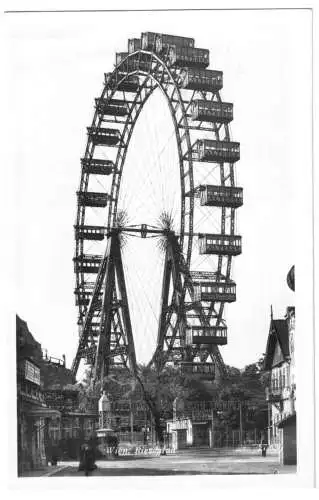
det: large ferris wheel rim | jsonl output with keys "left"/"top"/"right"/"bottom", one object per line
{"left": 75, "top": 47, "right": 235, "bottom": 265}
{"left": 88, "top": 49, "right": 195, "bottom": 250}
{"left": 75, "top": 49, "right": 199, "bottom": 315}
{"left": 73, "top": 39, "right": 239, "bottom": 377}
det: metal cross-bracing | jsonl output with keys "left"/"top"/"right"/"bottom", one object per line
{"left": 71, "top": 32, "right": 243, "bottom": 383}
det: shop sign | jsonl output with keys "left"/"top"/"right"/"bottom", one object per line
{"left": 25, "top": 360, "right": 40, "bottom": 385}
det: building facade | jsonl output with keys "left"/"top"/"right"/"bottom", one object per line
{"left": 264, "top": 302, "right": 296, "bottom": 465}
{"left": 44, "top": 387, "right": 98, "bottom": 459}
{"left": 16, "top": 315, "right": 99, "bottom": 472}
{"left": 16, "top": 316, "right": 61, "bottom": 474}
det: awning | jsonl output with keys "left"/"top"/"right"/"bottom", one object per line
{"left": 26, "top": 407, "right": 61, "bottom": 419}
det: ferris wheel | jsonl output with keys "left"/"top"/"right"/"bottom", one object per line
{"left": 71, "top": 32, "right": 243, "bottom": 383}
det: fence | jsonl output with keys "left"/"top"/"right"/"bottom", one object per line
{"left": 212, "top": 429, "right": 264, "bottom": 448}
{"left": 117, "top": 431, "right": 148, "bottom": 445}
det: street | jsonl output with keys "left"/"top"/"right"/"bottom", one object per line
{"left": 49, "top": 448, "right": 296, "bottom": 476}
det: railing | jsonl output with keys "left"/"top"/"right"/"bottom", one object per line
{"left": 211, "top": 429, "right": 265, "bottom": 448}
{"left": 266, "top": 385, "right": 291, "bottom": 401}
{"left": 43, "top": 355, "right": 65, "bottom": 367}
{"left": 117, "top": 432, "right": 148, "bottom": 445}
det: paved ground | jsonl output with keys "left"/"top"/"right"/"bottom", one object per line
{"left": 46, "top": 449, "right": 296, "bottom": 477}
{"left": 20, "top": 464, "right": 70, "bottom": 478}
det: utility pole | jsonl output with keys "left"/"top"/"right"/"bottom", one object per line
{"left": 211, "top": 408, "right": 214, "bottom": 449}
{"left": 267, "top": 403, "right": 271, "bottom": 445}
{"left": 239, "top": 402, "right": 243, "bottom": 446}
{"left": 130, "top": 400, "right": 134, "bottom": 444}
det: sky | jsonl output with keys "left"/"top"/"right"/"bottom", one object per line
{"left": 8, "top": 9, "right": 312, "bottom": 375}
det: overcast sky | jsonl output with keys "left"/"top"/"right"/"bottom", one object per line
{"left": 9, "top": 9, "right": 312, "bottom": 375}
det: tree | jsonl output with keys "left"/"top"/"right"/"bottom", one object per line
{"left": 75, "top": 355, "right": 269, "bottom": 443}
{"left": 135, "top": 364, "right": 221, "bottom": 444}
{"left": 215, "top": 357, "right": 268, "bottom": 432}
{"left": 81, "top": 363, "right": 216, "bottom": 444}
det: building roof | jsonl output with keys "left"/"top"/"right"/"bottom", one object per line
{"left": 17, "top": 315, "right": 76, "bottom": 388}
{"left": 16, "top": 314, "right": 43, "bottom": 362}
{"left": 264, "top": 318, "right": 290, "bottom": 371}
{"left": 277, "top": 412, "right": 296, "bottom": 428}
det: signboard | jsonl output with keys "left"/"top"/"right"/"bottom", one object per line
{"left": 24, "top": 360, "right": 40, "bottom": 385}
{"left": 167, "top": 418, "right": 191, "bottom": 431}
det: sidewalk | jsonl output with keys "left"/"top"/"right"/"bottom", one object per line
{"left": 50, "top": 451, "right": 296, "bottom": 476}
{"left": 19, "top": 463, "right": 69, "bottom": 478}
{"left": 19, "top": 448, "right": 295, "bottom": 477}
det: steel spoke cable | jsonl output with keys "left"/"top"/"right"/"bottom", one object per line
{"left": 194, "top": 207, "right": 221, "bottom": 235}
{"left": 122, "top": 245, "right": 159, "bottom": 353}
{"left": 150, "top": 100, "right": 175, "bottom": 211}
{"left": 143, "top": 104, "right": 175, "bottom": 216}
{"left": 119, "top": 157, "right": 158, "bottom": 221}
{"left": 124, "top": 236, "right": 164, "bottom": 320}
{"left": 118, "top": 96, "right": 180, "bottom": 229}
{"left": 119, "top": 120, "right": 165, "bottom": 222}
{"left": 125, "top": 243, "right": 163, "bottom": 328}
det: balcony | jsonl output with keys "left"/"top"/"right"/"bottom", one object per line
{"left": 74, "top": 225, "right": 105, "bottom": 241}
{"left": 95, "top": 98, "right": 129, "bottom": 117}
{"left": 190, "top": 270, "right": 219, "bottom": 281}
{"left": 191, "top": 100, "right": 233, "bottom": 123}
{"left": 73, "top": 254, "right": 102, "bottom": 274}
{"left": 169, "top": 47, "right": 209, "bottom": 68}
{"left": 141, "top": 32, "right": 194, "bottom": 52}
{"left": 77, "top": 191, "right": 109, "bottom": 208}
{"left": 75, "top": 292, "right": 91, "bottom": 306}
{"left": 198, "top": 234, "right": 242, "bottom": 256}
{"left": 75, "top": 292, "right": 102, "bottom": 307}
{"left": 265, "top": 386, "right": 283, "bottom": 402}
{"left": 181, "top": 69, "right": 223, "bottom": 92}
{"left": 87, "top": 322, "right": 101, "bottom": 336}
{"left": 104, "top": 72, "right": 140, "bottom": 92}
{"left": 180, "top": 362, "right": 215, "bottom": 379}
{"left": 116, "top": 52, "right": 152, "bottom": 73}
{"left": 200, "top": 185, "right": 243, "bottom": 208}
{"left": 155, "top": 33, "right": 195, "bottom": 52}
{"left": 87, "top": 127, "right": 121, "bottom": 146}
{"left": 194, "top": 283, "right": 236, "bottom": 303}
{"left": 195, "top": 139, "right": 240, "bottom": 163}
{"left": 81, "top": 158, "right": 114, "bottom": 176}
{"left": 185, "top": 326, "right": 227, "bottom": 346}
{"left": 75, "top": 283, "right": 93, "bottom": 306}
{"left": 191, "top": 273, "right": 236, "bottom": 303}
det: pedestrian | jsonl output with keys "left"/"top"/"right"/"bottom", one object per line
{"left": 80, "top": 442, "right": 97, "bottom": 476}
{"left": 261, "top": 438, "right": 268, "bottom": 457}
{"left": 78, "top": 444, "right": 87, "bottom": 472}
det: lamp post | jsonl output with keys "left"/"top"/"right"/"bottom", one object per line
{"left": 239, "top": 402, "right": 243, "bottom": 446}
{"left": 210, "top": 408, "right": 214, "bottom": 448}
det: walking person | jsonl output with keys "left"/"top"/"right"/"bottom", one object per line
{"left": 78, "top": 443, "right": 87, "bottom": 473}
{"left": 261, "top": 438, "right": 268, "bottom": 457}
{"left": 78, "top": 443, "right": 96, "bottom": 476}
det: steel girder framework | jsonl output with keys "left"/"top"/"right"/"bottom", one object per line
{"left": 153, "top": 232, "right": 226, "bottom": 375}
{"left": 71, "top": 33, "right": 241, "bottom": 382}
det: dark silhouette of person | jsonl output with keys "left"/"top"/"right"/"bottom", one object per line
{"left": 261, "top": 439, "right": 268, "bottom": 457}
{"left": 78, "top": 443, "right": 97, "bottom": 476}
